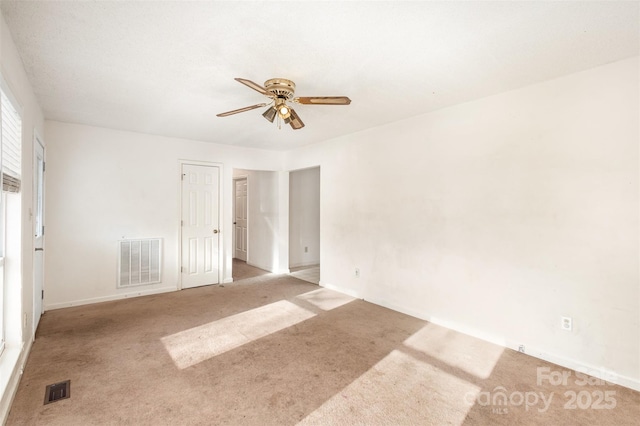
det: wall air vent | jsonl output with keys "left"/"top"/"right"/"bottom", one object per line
{"left": 118, "top": 238, "right": 162, "bottom": 287}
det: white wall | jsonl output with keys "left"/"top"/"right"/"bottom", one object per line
{"left": 285, "top": 57, "right": 640, "bottom": 389}
{"left": 0, "top": 9, "right": 45, "bottom": 421}
{"left": 289, "top": 167, "right": 320, "bottom": 268}
{"left": 44, "top": 121, "right": 283, "bottom": 308}
{"left": 233, "top": 168, "right": 288, "bottom": 273}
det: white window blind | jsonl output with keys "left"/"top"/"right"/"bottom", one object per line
{"left": 1, "top": 90, "right": 22, "bottom": 193}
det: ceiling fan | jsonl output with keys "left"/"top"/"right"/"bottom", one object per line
{"left": 216, "top": 78, "right": 351, "bottom": 130}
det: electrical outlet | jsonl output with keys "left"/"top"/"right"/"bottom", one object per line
{"left": 561, "top": 316, "right": 572, "bottom": 331}
{"left": 355, "top": 268, "right": 360, "bottom": 278}
{"left": 518, "top": 345, "right": 525, "bottom": 353}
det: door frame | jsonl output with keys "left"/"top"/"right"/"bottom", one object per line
{"left": 32, "top": 131, "right": 45, "bottom": 339}
{"left": 178, "top": 160, "right": 223, "bottom": 290}
{"left": 232, "top": 175, "right": 249, "bottom": 262}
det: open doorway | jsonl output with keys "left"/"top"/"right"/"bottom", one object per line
{"left": 233, "top": 176, "right": 248, "bottom": 262}
{"left": 231, "top": 168, "right": 284, "bottom": 280}
{"left": 232, "top": 173, "right": 249, "bottom": 281}
{"left": 289, "top": 167, "right": 320, "bottom": 284}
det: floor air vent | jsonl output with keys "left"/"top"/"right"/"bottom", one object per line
{"left": 44, "top": 380, "right": 70, "bottom": 404}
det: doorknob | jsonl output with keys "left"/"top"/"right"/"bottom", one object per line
{"left": 213, "top": 229, "right": 219, "bottom": 234}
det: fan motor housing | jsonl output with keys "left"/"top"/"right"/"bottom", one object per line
{"left": 264, "top": 78, "right": 296, "bottom": 100}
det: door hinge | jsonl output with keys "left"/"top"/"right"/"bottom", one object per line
{"left": 41, "top": 290, "right": 44, "bottom": 300}
{"left": 43, "top": 162, "right": 46, "bottom": 172}
{"left": 181, "top": 266, "right": 184, "bottom": 273}
{"left": 181, "top": 220, "right": 183, "bottom": 226}
{"left": 181, "top": 173, "right": 185, "bottom": 180}
{"left": 42, "top": 225, "right": 45, "bottom": 236}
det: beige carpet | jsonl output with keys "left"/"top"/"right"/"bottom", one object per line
{"left": 7, "top": 261, "right": 640, "bottom": 425}
{"left": 289, "top": 265, "right": 320, "bottom": 285}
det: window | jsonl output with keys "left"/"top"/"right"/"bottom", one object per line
{"left": 0, "top": 82, "right": 22, "bottom": 356}
{"left": 1, "top": 90, "right": 21, "bottom": 195}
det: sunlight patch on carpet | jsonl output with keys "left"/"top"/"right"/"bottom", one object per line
{"left": 294, "top": 288, "right": 355, "bottom": 311}
{"left": 403, "top": 323, "right": 504, "bottom": 379}
{"left": 161, "top": 300, "right": 315, "bottom": 369}
{"left": 297, "top": 349, "right": 480, "bottom": 425}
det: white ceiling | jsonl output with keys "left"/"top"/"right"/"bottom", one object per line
{"left": 1, "top": 1, "right": 638, "bottom": 150}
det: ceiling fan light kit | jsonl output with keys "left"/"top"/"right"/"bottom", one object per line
{"left": 217, "top": 77, "right": 351, "bottom": 130}
{"left": 262, "top": 106, "right": 278, "bottom": 123}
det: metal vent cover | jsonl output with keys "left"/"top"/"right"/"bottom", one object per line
{"left": 44, "top": 380, "right": 70, "bottom": 404}
{"left": 118, "top": 238, "right": 162, "bottom": 287}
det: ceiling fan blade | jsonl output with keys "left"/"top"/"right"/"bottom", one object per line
{"left": 216, "top": 103, "right": 267, "bottom": 117}
{"left": 294, "top": 96, "right": 351, "bottom": 105}
{"left": 234, "top": 78, "right": 269, "bottom": 96}
{"left": 287, "top": 108, "right": 305, "bottom": 130}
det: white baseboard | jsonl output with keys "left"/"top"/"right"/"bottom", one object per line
{"left": 319, "top": 281, "right": 363, "bottom": 299}
{"left": 0, "top": 338, "right": 33, "bottom": 424}
{"left": 363, "top": 295, "right": 640, "bottom": 392}
{"left": 223, "top": 277, "right": 233, "bottom": 284}
{"left": 364, "top": 296, "right": 432, "bottom": 324}
{"left": 245, "top": 261, "right": 281, "bottom": 274}
{"left": 515, "top": 344, "right": 640, "bottom": 392}
{"left": 289, "top": 262, "right": 320, "bottom": 269}
{"left": 45, "top": 285, "right": 178, "bottom": 310}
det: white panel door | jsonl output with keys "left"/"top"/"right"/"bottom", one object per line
{"left": 33, "top": 137, "right": 45, "bottom": 334}
{"left": 181, "top": 164, "right": 220, "bottom": 289}
{"left": 234, "top": 178, "right": 247, "bottom": 261}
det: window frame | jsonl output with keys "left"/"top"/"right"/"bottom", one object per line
{"left": 0, "top": 74, "right": 23, "bottom": 357}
